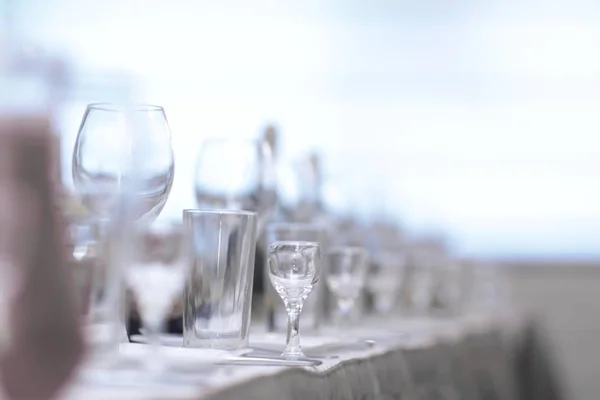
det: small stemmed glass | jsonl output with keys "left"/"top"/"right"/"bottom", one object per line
{"left": 325, "top": 247, "right": 369, "bottom": 327}
{"left": 268, "top": 241, "right": 320, "bottom": 360}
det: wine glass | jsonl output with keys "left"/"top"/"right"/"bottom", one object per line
{"left": 124, "top": 221, "right": 190, "bottom": 375}
{"left": 268, "top": 241, "right": 320, "bottom": 360}
{"left": 194, "top": 138, "right": 276, "bottom": 233}
{"left": 72, "top": 103, "right": 174, "bottom": 225}
{"left": 366, "top": 249, "right": 407, "bottom": 315}
{"left": 325, "top": 247, "right": 369, "bottom": 326}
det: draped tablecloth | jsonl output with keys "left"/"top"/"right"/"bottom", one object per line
{"left": 64, "top": 314, "right": 565, "bottom": 400}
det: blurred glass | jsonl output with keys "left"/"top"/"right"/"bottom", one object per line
{"left": 125, "top": 221, "right": 190, "bottom": 374}
{"left": 326, "top": 246, "right": 369, "bottom": 326}
{"left": 183, "top": 209, "right": 257, "bottom": 350}
{"left": 366, "top": 249, "right": 407, "bottom": 315}
{"left": 194, "top": 138, "right": 277, "bottom": 234}
{"left": 429, "top": 255, "right": 464, "bottom": 317}
{"left": 289, "top": 152, "right": 323, "bottom": 222}
{"left": 402, "top": 240, "right": 445, "bottom": 316}
{"left": 72, "top": 103, "right": 174, "bottom": 225}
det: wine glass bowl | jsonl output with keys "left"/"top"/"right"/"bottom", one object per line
{"left": 194, "top": 138, "right": 276, "bottom": 233}
{"left": 366, "top": 250, "right": 406, "bottom": 315}
{"left": 72, "top": 103, "right": 174, "bottom": 224}
{"left": 325, "top": 246, "right": 369, "bottom": 324}
{"left": 268, "top": 241, "right": 320, "bottom": 359}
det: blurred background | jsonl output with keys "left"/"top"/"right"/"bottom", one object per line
{"left": 6, "top": 0, "right": 600, "bottom": 398}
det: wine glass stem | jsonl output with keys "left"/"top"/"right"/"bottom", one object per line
{"left": 143, "top": 317, "right": 165, "bottom": 376}
{"left": 336, "top": 297, "right": 355, "bottom": 326}
{"left": 283, "top": 301, "right": 303, "bottom": 358}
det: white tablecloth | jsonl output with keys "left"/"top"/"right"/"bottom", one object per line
{"left": 63, "top": 314, "right": 561, "bottom": 400}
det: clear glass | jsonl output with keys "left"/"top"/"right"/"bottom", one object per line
{"left": 64, "top": 216, "right": 123, "bottom": 362}
{"left": 194, "top": 138, "right": 277, "bottom": 233}
{"left": 366, "top": 249, "right": 407, "bottom": 315}
{"left": 72, "top": 103, "right": 174, "bottom": 225}
{"left": 268, "top": 241, "right": 320, "bottom": 359}
{"left": 124, "top": 221, "right": 190, "bottom": 375}
{"left": 326, "top": 247, "right": 369, "bottom": 326}
{"left": 266, "top": 223, "right": 328, "bottom": 332}
{"left": 183, "top": 209, "right": 257, "bottom": 350}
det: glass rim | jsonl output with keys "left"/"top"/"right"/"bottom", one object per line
{"left": 183, "top": 208, "right": 257, "bottom": 217}
{"left": 86, "top": 102, "right": 164, "bottom": 113}
{"left": 269, "top": 240, "right": 320, "bottom": 249}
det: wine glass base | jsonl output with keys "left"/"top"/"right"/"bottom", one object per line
{"left": 281, "top": 350, "right": 305, "bottom": 360}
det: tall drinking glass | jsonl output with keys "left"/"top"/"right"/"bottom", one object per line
{"left": 183, "top": 210, "right": 257, "bottom": 350}
{"left": 266, "top": 223, "right": 328, "bottom": 332}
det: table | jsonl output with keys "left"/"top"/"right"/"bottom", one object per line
{"left": 64, "top": 314, "right": 565, "bottom": 400}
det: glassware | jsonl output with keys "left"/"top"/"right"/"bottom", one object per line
{"left": 124, "top": 221, "right": 190, "bottom": 374}
{"left": 266, "top": 223, "right": 329, "bottom": 332}
{"left": 194, "top": 138, "right": 277, "bottom": 233}
{"left": 64, "top": 215, "right": 125, "bottom": 363}
{"left": 72, "top": 103, "right": 174, "bottom": 225}
{"left": 366, "top": 249, "right": 406, "bottom": 315}
{"left": 326, "top": 247, "right": 369, "bottom": 326}
{"left": 268, "top": 241, "right": 320, "bottom": 359}
{"left": 402, "top": 241, "right": 443, "bottom": 316}
{"left": 183, "top": 209, "right": 257, "bottom": 350}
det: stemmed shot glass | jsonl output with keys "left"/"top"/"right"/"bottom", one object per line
{"left": 325, "top": 247, "right": 369, "bottom": 327}
{"left": 268, "top": 241, "right": 320, "bottom": 360}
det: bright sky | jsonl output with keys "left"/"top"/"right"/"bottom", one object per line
{"left": 11, "top": 0, "right": 600, "bottom": 260}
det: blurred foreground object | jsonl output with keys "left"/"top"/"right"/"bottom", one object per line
{"left": 0, "top": 36, "right": 83, "bottom": 398}
{"left": 0, "top": 118, "right": 84, "bottom": 398}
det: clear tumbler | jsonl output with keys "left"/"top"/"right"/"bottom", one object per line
{"left": 182, "top": 209, "right": 257, "bottom": 349}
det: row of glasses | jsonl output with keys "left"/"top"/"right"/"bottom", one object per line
{"left": 68, "top": 101, "right": 482, "bottom": 373}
